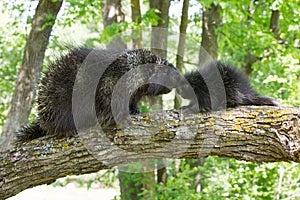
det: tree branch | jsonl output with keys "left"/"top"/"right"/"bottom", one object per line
{"left": 1, "top": 106, "right": 300, "bottom": 199}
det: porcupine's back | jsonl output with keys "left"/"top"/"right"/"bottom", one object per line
{"left": 17, "top": 48, "right": 126, "bottom": 141}
{"left": 16, "top": 48, "right": 179, "bottom": 142}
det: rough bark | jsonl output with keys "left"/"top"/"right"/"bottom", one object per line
{"left": 1, "top": 106, "right": 299, "bottom": 199}
{"left": 131, "top": 0, "right": 143, "bottom": 49}
{"left": 101, "top": 0, "right": 126, "bottom": 49}
{"left": 174, "top": 0, "right": 189, "bottom": 109}
{"left": 0, "top": 0, "right": 63, "bottom": 152}
{"left": 199, "top": 3, "right": 222, "bottom": 65}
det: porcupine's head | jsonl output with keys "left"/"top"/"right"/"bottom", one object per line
{"left": 105, "top": 49, "right": 181, "bottom": 109}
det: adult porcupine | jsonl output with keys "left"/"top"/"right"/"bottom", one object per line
{"left": 17, "top": 48, "right": 180, "bottom": 142}
{"left": 177, "top": 61, "right": 278, "bottom": 112}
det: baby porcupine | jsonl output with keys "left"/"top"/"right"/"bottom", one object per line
{"left": 16, "top": 48, "right": 179, "bottom": 142}
{"left": 177, "top": 61, "right": 278, "bottom": 112}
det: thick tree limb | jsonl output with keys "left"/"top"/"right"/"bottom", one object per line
{"left": 1, "top": 106, "right": 300, "bottom": 199}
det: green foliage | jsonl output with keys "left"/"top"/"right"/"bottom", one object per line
{"left": 41, "top": 14, "right": 57, "bottom": 30}
{"left": 61, "top": 0, "right": 103, "bottom": 26}
{"left": 99, "top": 8, "right": 160, "bottom": 46}
{"left": 138, "top": 101, "right": 152, "bottom": 113}
{"left": 148, "top": 158, "right": 300, "bottom": 199}
{"left": 141, "top": 8, "right": 161, "bottom": 26}
{"left": 151, "top": 163, "right": 202, "bottom": 200}
{"left": 99, "top": 22, "right": 129, "bottom": 44}
{"left": 198, "top": 158, "right": 279, "bottom": 199}
{"left": 53, "top": 169, "right": 118, "bottom": 189}
{"left": 215, "top": 0, "right": 300, "bottom": 106}
{"left": 0, "top": 1, "right": 27, "bottom": 132}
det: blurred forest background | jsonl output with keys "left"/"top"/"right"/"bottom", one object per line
{"left": 1, "top": 0, "right": 300, "bottom": 199}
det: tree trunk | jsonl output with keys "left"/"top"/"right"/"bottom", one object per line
{"left": 1, "top": 106, "right": 299, "bottom": 199}
{"left": 148, "top": 0, "right": 171, "bottom": 111}
{"left": 119, "top": 171, "right": 143, "bottom": 200}
{"left": 149, "top": 0, "right": 171, "bottom": 187}
{"left": 244, "top": 0, "right": 259, "bottom": 76}
{"left": 244, "top": 50, "right": 258, "bottom": 76}
{"left": 150, "top": 0, "right": 171, "bottom": 58}
{"left": 270, "top": 9, "right": 280, "bottom": 40}
{"left": 243, "top": 8, "right": 281, "bottom": 76}
{"left": 101, "top": 0, "right": 126, "bottom": 49}
{"left": 199, "top": 3, "right": 222, "bottom": 65}
{"left": 0, "top": 0, "right": 63, "bottom": 152}
{"left": 131, "top": 0, "right": 143, "bottom": 49}
{"left": 174, "top": 0, "right": 189, "bottom": 109}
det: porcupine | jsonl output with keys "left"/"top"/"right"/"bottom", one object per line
{"left": 16, "top": 48, "right": 180, "bottom": 142}
{"left": 177, "top": 61, "right": 279, "bottom": 112}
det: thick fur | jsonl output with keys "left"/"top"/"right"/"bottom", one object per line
{"left": 16, "top": 48, "right": 179, "bottom": 142}
{"left": 177, "top": 61, "right": 278, "bottom": 112}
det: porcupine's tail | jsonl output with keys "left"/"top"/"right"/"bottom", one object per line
{"left": 16, "top": 119, "right": 46, "bottom": 142}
